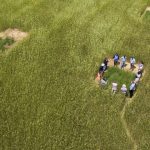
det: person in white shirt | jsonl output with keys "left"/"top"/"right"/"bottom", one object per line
{"left": 130, "top": 56, "right": 136, "bottom": 71}
{"left": 138, "top": 61, "right": 144, "bottom": 72}
{"left": 135, "top": 70, "right": 142, "bottom": 78}
{"left": 134, "top": 70, "right": 142, "bottom": 84}
{"left": 112, "top": 82, "right": 118, "bottom": 93}
{"left": 134, "top": 78, "right": 140, "bottom": 84}
{"left": 100, "top": 78, "right": 108, "bottom": 86}
{"left": 120, "top": 55, "right": 126, "bottom": 69}
{"left": 121, "top": 84, "right": 127, "bottom": 96}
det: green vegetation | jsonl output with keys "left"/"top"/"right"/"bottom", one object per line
{"left": 104, "top": 67, "right": 135, "bottom": 88}
{"left": 0, "top": 0, "right": 150, "bottom": 150}
{"left": 0, "top": 37, "right": 14, "bottom": 51}
{"left": 144, "top": 11, "right": 150, "bottom": 21}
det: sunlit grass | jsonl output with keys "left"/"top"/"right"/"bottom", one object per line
{"left": 0, "top": 0, "right": 150, "bottom": 150}
{"left": 104, "top": 67, "right": 135, "bottom": 88}
{"left": 144, "top": 11, "right": 150, "bottom": 21}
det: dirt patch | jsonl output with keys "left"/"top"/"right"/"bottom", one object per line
{"left": 146, "top": 7, "right": 150, "bottom": 12}
{"left": 0, "top": 28, "right": 28, "bottom": 42}
{"left": 0, "top": 28, "right": 28, "bottom": 55}
{"left": 95, "top": 58, "right": 145, "bottom": 84}
{"left": 108, "top": 59, "right": 139, "bottom": 74}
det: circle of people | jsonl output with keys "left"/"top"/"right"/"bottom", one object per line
{"left": 96, "top": 53, "right": 144, "bottom": 98}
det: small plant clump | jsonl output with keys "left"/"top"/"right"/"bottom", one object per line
{"left": 0, "top": 37, "right": 14, "bottom": 51}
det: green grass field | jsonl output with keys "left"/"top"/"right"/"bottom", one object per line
{"left": 0, "top": 0, "right": 150, "bottom": 149}
{"left": 0, "top": 38, "right": 14, "bottom": 51}
{"left": 104, "top": 67, "right": 135, "bottom": 88}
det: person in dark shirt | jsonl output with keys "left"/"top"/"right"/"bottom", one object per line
{"left": 103, "top": 58, "right": 109, "bottom": 70}
{"left": 138, "top": 61, "right": 144, "bottom": 72}
{"left": 135, "top": 70, "right": 142, "bottom": 79}
{"left": 129, "top": 81, "right": 136, "bottom": 98}
{"left": 99, "top": 63, "right": 105, "bottom": 79}
{"left": 134, "top": 70, "right": 142, "bottom": 84}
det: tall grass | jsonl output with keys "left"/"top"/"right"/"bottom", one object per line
{"left": 0, "top": 0, "right": 150, "bottom": 149}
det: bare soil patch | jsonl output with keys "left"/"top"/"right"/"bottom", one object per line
{"left": 0, "top": 28, "right": 28, "bottom": 42}
{"left": 146, "top": 7, "right": 150, "bottom": 12}
{"left": 108, "top": 59, "right": 139, "bottom": 74}
{"left": 0, "top": 28, "right": 28, "bottom": 52}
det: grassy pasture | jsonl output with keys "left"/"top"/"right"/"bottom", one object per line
{"left": 0, "top": 0, "right": 150, "bottom": 150}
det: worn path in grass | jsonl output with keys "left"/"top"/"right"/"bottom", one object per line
{"left": 121, "top": 97, "right": 138, "bottom": 150}
{"left": 109, "top": 58, "right": 145, "bottom": 150}
{"left": 97, "top": 58, "right": 145, "bottom": 150}
{"left": 110, "top": 59, "right": 145, "bottom": 150}
{"left": 121, "top": 74, "right": 145, "bottom": 150}
{"left": 0, "top": 0, "right": 150, "bottom": 149}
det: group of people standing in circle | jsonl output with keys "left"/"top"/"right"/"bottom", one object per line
{"left": 96, "top": 53, "right": 144, "bottom": 98}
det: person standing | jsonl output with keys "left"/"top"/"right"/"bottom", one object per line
{"left": 130, "top": 56, "right": 136, "bottom": 71}
{"left": 121, "top": 84, "right": 128, "bottom": 96}
{"left": 129, "top": 81, "right": 136, "bottom": 98}
{"left": 135, "top": 70, "right": 142, "bottom": 79}
{"left": 100, "top": 77, "right": 108, "bottom": 86}
{"left": 99, "top": 63, "right": 105, "bottom": 79}
{"left": 113, "top": 53, "right": 119, "bottom": 66}
{"left": 138, "top": 61, "right": 144, "bottom": 72}
{"left": 112, "top": 82, "right": 118, "bottom": 93}
{"left": 103, "top": 58, "right": 109, "bottom": 71}
{"left": 120, "top": 55, "right": 126, "bottom": 69}
{"left": 134, "top": 70, "right": 142, "bottom": 84}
